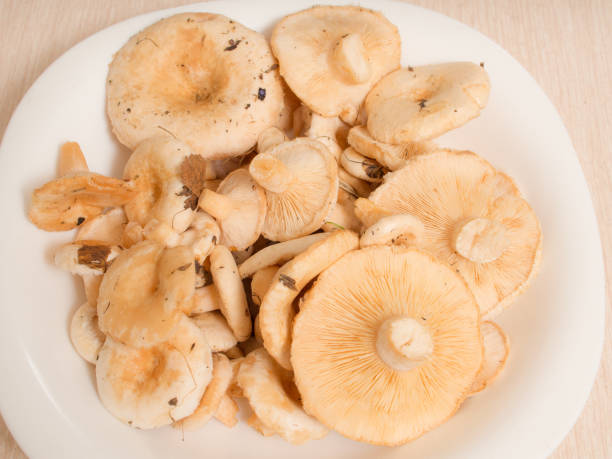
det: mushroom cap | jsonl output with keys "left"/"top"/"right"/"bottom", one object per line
{"left": 191, "top": 311, "right": 238, "bottom": 352}
{"left": 96, "top": 314, "right": 212, "bottom": 429}
{"left": 368, "top": 150, "right": 542, "bottom": 318}
{"left": 270, "top": 5, "right": 400, "bottom": 120}
{"left": 237, "top": 348, "right": 328, "bottom": 444}
{"left": 107, "top": 13, "right": 283, "bottom": 159}
{"left": 470, "top": 321, "right": 509, "bottom": 394}
{"left": 250, "top": 265, "right": 279, "bottom": 307}
{"left": 338, "top": 167, "right": 371, "bottom": 198}
{"left": 70, "top": 302, "right": 105, "bottom": 364}
{"left": 249, "top": 138, "right": 338, "bottom": 241}
{"left": 365, "top": 63, "right": 490, "bottom": 143}
{"left": 291, "top": 246, "right": 482, "bottom": 445}
{"left": 340, "top": 147, "right": 388, "bottom": 183}
{"left": 75, "top": 207, "right": 127, "bottom": 244}
{"left": 259, "top": 230, "right": 359, "bottom": 369}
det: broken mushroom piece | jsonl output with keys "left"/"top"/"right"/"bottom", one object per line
{"left": 29, "top": 142, "right": 135, "bottom": 231}
{"left": 340, "top": 147, "right": 388, "bottom": 183}
{"left": 259, "top": 230, "right": 359, "bottom": 369}
{"left": 97, "top": 241, "right": 195, "bottom": 347}
{"left": 360, "top": 214, "right": 425, "bottom": 248}
{"left": 470, "top": 321, "right": 510, "bottom": 395}
{"left": 54, "top": 240, "right": 121, "bottom": 276}
{"left": 249, "top": 138, "right": 338, "bottom": 241}
{"left": 238, "top": 348, "right": 328, "bottom": 444}
{"left": 70, "top": 302, "right": 105, "bottom": 364}
{"left": 96, "top": 314, "right": 212, "bottom": 429}
{"left": 347, "top": 125, "right": 436, "bottom": 171}
{"left": 271, "top": 5, "right": 400, "bottom": 123}
{"left": 368, "top": 150, "right": 542, "bottom": 318}
{"left": 365, "top": 62, "right": 490, "bottom": 144}
{"left": 291, "top": 246, "right": 482, "bottom": 445}
{"left": 199, "top": 169, "right": 266, "bottom": 251}
{"left": 210, "top": 245, "right": 252, "bottom": 341}
{"left": 191, "top": 311, "right": 238, "bottom": 352}
{"left": 107, "top": 13, "right": 283, "bottom": 159}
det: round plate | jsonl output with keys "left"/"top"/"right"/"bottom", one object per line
{"left": 0, "top": 1, "right": 604, "bottom": 458}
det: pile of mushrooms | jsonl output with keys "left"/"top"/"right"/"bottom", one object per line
{"left": 28, "top": 5, "right": 542, "bottom": 448}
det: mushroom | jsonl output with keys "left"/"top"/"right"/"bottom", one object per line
{"left": 120, "top": 221, "right": 144, "bottom": 249}
{"left": 214, "top": 394, "right": 239, "bottom": 428}
{"left": 176, "top": 353, "right": 232, "bottom": 431}
{"left": 29, "top": 142, "right": 135, "bottom": 231}
{"left": 225, "top": 346, "right": 244, "bottom": 359}
{"left": 175, "top": 211, "right": 221, "bottom": 263}
{"left": 257, "top": 126, "right": 288, "bottom": 154}
{"left": 470, "top": 321, "right": 510, "bottom": 395}
{"left": 190, "top": 284, "right": 221, "bottom": 314}
{"left": 360, "top": 214, "right": 425, "bottom": 248}
{"left": 338, "top": 167, "right": 371, "bottom": 198}
{"left": 291, "top": 246, "right": 482, "bottom": 445}
{"left": 251, "top": 265, "right": 279, "bottom": 307}
{"left": 97, "top": 241, "right": 195, "bottom": 347}
{"left": 209, "top": 245, "right": 252, "bottom": 341}
{"left": 353, "top": 197, "right": 394, "bottom": 228}
{"left": 292, "top": 105, "right": 349, "bottom": 160}
{"left": 254, "top": 314, "right": 263, "bottom": 344}
{"left": 54, "top": 240, "right": 121, "bottom": 276}
{"left": 270, "top": 6, "right": 400, "bottom": 123}
{"left": 368, "top": 150, "right": 542, "bottom": 318}
{"left": 237, "top": 348, "right": 328, "bottom": 444}
{"left": 70, "top": 302, "right": 105, "bottom": 364}
{"left": 238, "top": 233, "right": 328, "bottom": 279}
{"left": 198, "top": 169, "right": 266, "bottom": 251}
{"left": 191, "top": 311, "right": 238, "bottom": 352}
{"left": 347, "top": 125, "right": 436, "bottom": 170}
{"left": 259, "top": 230, "right": 359, "bottom": 369}
{"left": 247, "top": 413, "right": 276, "bottom": 437}
{"left": 274, "top": 79, "right": 302, "bottom": 133}
{"left": 107, "top": 13, "right": 283, "bottom": 159}
{"left": 96, "top": 315, "right": 212, "bottom": 429}
{"left": 227, "top": 357, "right": 245, "bottom": 398}
{"left": 365, "top": 63, "right": 491, "bottom": 144}
{"left": 340, "top": 147, "right": 388, "bottom": 183}
{"left": 248, "top": 138, "right": 338, "bottom": 241}
{"left": 322, "top": 189, "right": 361, "bottom": 233}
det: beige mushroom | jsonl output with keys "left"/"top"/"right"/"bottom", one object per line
{"left": 291, "top": 246, "right": 482, "bottom": 445}
{"left": 227, "top": 357, "right": 245, "bottom": 398}
{"left": 338, "top": 167, "right": 371, "bottom": 198}
{"left": 214, "top": 394, "right": 239, "bottom": 428}
{"left": 209, "top": 245, "right": 252, "bottom": 341}
{"left": 270, "top": 6, "right": 400, "bottom": 123}
{"left": 238, "top": 348, "right": 328, "bottom": 444}
{"left": 274, "top": 79, "right": 302, "bottom": 133}
{"left": 225, "top": 346, "right": 244, "bottom": 359}
{"left": 247, "top": 413, "right": 276, "bottom": 437}
{"left": 340, "top": 147, "right": 388, "bottom": 183}
{"left": 365, "top": 62, "right": 490, "bottom": 143}
{"left": 250, "top": 265, "right": 279, "bottom": 308}
{"left": 470, "top": 321, "right": 510, "bottom": 394}
{"left": 96, "top": 315, "right": 212, "bottom": 429}
{"left": 97, "top": 241, "right": 195, "bottom": 347}
{"left": 257, "top": 126, "right": 288, "bottom": 154}
{"left": 322, "top": 189, "right": 361, "bottom": 233}
{"left": 54, "top": 240, "right": 121, "bottom": 276}
{"left": 107, "top": 13, "right": 283, "bottom": 159}
{"left": 368, "top": 150, "right": 542, "bottom": 318}
{"left": 347, "top": 125, "right": 436, "bottom": 170}
{"left": 70, "top": 302, "right": 105, "bottom": 364}
{"left": 360, "top": 214, "right": 425, "bottom": 248}
{"left": 190, "top": 284, "right": 221, "bottom": 314}
{"left": 238, "top": 233, "right": 328, "bottom": 279}
{"left": 199, "top": 169, "right": 266, "bottom": 251}
{"left": 259, "top": 230, "right": 359, "bottom": 369}
{"left": 29, "top": 142, "right": 135, "bottom": 231}
{"left": 191, "top": 311, "right": 238, "bottom": 352}
{"left": 249, "top": 138, "right": 338, "bottom": 241}
{"left": 120, "top": 221, "right": 144, "bottom": 249}
{"left": 353, "top": 197, "right": 394, "bottom": 228}
{"left": 293, "top": 105, "right": 349, "bottom": 160}
{"left": 175, "top": 211, "right": 221, "bottom": 264}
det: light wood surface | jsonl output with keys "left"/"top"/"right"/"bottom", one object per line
{"left": 1, "top": 0, "right": 610, "bottom": 457}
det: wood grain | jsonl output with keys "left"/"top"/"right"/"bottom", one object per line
{"left": 0, "top": 0, "right": 610, "bottom": 457}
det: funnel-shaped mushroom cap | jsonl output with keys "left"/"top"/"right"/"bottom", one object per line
{"left": 249, "top": 138, "right": 338, "bottom": 241}
{"left": 365, "top": 63, "right": 490, "bottom": 143}
{"left": 270, "top": 5, "right": 400, "bottom": 122}
{"left": 292, "top": 246, "right": 482, "bottom": 445}
{"left": 368, "top": 150, "right": 542, "bottom": 318}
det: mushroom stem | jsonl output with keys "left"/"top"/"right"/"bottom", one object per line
{"left": 332, "top": 33, "right": 372, "bottom": 84}
{"left": 59, "top": 141, "right": 89, "bottom": 176}
{"left": 198, "top": 189, "right": 240, "bottom": 221}
{"left": 376, "top": 316, "right": 433, "bottom": 371}
{"left": 453, "top": 217, "right": 508, "bottom": 263}
{"left": 249, "top": 152, "right": 295, "bottom": 194}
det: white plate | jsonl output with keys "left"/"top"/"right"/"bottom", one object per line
{"left": 0, "top": 0, "right": 605, "bottom": 458}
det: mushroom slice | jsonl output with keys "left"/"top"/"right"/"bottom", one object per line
{"left": 249, "top": 138, "right": 338, "bottom": 241}
{"left": 365, "top": 63, "right": 491, "bottom": 143}
{"left": 199, "top": 169, "right": 266, "bottom": 251}
{"left": 353, "top": 197, "right": 394, "bottom": 228}
{"left": 54, "top": 240, "right": 121, "bottom": 276}
{"left": 322, "top": 189, "right": 361, "bottom": 233}
{"left": 340, "top": 147, "right": 388, "bottom": 183}
{"left": 291, "top": 246, "right": 482, "bottom": 445}
{"left": 368, "top": 150, "right": 542, "bottom": 318}
{"left": 214, "top": 394, "right": 239, "bottom": 428}
{"left": 210, "top": 245, "right": 252, "bottom": 341}
{"left": 270, "top": 5, "right": 400, "bottom": 122}
{"left": 191, "top": 312, "right": 237, "bottom": 352}
{"left": 470, "top": 321, "right": 510, "bottom": 394}
{"left": 75, "top": 207, "right": 127, "bottom": 244}
{"left": 238, "top": 348, "right": 328, "bottom": 444}
{"left": 70, "top": 302, "right": 105, "bottom": 364}
{"left": 96, "top": 315, "right": 212, "bottom": 429}
{"left": 260, "top": 230, "right": 359, "bottom": 369}
{"left": 238, "top": 233, "right": 328, "bottom": 279}
{"left": 251, "top": 265, "right": 279, "bottom": 307}
{"left": 29, "top": 142, "right": 135, "bottom": 231}
{"left": 123, "top": 136, "right": 201, "bottom": 234}
{"left": 176, "top": 353, "right": 232, "bottom": 430}
{"left": 190, "top": 284, "right": 220, "bottom": 314}
{"left": 338, "top": 167, "right": 371, "bottom": 198}
{"left": 360, "top": 214, "right": 425, "bottom": 248}
{"left": 107, "top": 13, "right": 283, "bottom": 159}
{"left": 347, "top": 125, "right": 436, "bottom": 170}
{"left": 97, "top": 241, "right": 195, "bottom": 347}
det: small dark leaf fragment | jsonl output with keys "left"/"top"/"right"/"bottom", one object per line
{"left": 168, "top": 397, "right": 178, "bottom": 406}
{"left": 177, "top": 263, "right": 192, "bottom": 272}
{"left": 76, "top": 217, "right": 85, "bottom": 226}
{"left": 78, "top": 244, "right": 111, "bottom": 272}
{"left": 224, "top": 39, "right": 241, "bottom": 51}
{"left": 417, "top": 99, "right": 427, "bottom": 110}
{"left": 279, "top": 274, "right": 297, "bottom": 291}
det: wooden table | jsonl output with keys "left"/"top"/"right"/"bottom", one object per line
{"left": 1, "top": 0, "right": 610, "bottom": 457}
